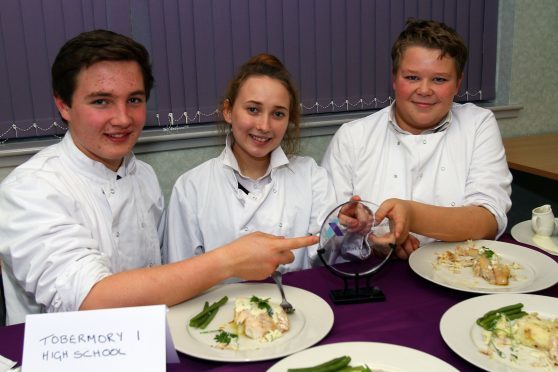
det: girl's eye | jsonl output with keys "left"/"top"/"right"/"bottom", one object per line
{"left": 273, "top": 111, "right": 286, "bottom": 118}
{"left": 247, "top": 107, "right": 258, "bottom": 113}
{"left": 404, "top": 75, "right": 419, "bottom": 81}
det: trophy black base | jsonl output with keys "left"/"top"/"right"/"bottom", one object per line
{"left": 329, "top": 286, "right": 385, "bottom": 304}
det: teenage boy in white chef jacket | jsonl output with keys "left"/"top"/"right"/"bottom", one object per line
{"left": 322, "top": 19, "right": 512, "bottom": 259}
{"left": 0, "top": 30, "right": 317, "bottom": 325}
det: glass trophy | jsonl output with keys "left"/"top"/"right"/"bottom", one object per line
{"left": 317, "top": 200, "right": 395, "bottom": 304}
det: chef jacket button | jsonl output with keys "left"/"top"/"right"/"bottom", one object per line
{"left": 441, "top": 166, "right": 446, "bottom": 171}
{"left": 279, "top": 223, "right": 283, "bottom": 228}
{"left": 423, "top": 139, "right": 427, "bottom": 144}
{"left": 451, "top": 202, "right": 456, "bottom": 206}
{"left": 110, "top": 188, "right": 115, "bottom": 194}
{"left": 394, "top": 174, "right": 398, "bottom": 178}
{"left": 115, "top": 232, "right": 120, "bottom": 238}
{"left": 243, "top": 227, "right": 249, "bottom": 232}
{"left": 397, "top": 141, "right": 400, "bottom": 146}
{"left": 273, "top": 189, "right": 277, "bottom": 193}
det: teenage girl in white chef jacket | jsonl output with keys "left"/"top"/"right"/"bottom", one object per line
{"left": 164, "top": 54, "right": 336, "bottom": 274}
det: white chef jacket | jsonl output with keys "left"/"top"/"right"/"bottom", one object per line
{"left": 0, "top": 133, "right": 164, "bottom": 325}
{"left": 164, "top": 137, "right": 337, "bottom": 273}
{"left": 321, "top": 102, "right": 512, "bottom": 244}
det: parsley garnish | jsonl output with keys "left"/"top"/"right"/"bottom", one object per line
{"left": 250, "top": 295, "right": 273, "bottom": 317}
{"left": 214, "top": 330, "right": 238, "bottom": 345}
{"left": 481, "top": 246, "right": 494, "bottom": 259}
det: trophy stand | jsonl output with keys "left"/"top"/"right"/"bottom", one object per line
{"left": 317, "top": 244, "right": 394, "bottom": 304}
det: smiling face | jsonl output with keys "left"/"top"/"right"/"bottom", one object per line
{"left": 223, "top": 75, "right": 290, "bottom": 178}
{"left": 392, "top": 46, "right": 462, "bottom": 134}
{"left": 54, "top": 60, "right": 147, "bottom": 171}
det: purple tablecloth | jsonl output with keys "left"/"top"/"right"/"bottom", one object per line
{"left": 2, "top": 234, "right": 557, "bottom": 371}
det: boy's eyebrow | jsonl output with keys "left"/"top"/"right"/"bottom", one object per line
{"left": 85, "top": 91, "right": 113, "bottom": 98}
{"left": 85, "top": 90, "right": 146, "bottom": 98}
{"left": 129, "top": 90, "right": 147, "bottom": 96}
{"left": 400, "top": 68, "right": 452, "bottom": 76}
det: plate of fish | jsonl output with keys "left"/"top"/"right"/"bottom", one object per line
{"left": 268, "top": 341, "right": 458, "bottom": 371}
{"left": 408, "top": 240, "right": 558, "bottom": 293}
{"left": 440, "top": 294, "right": 558, "bottom": 371}
{"left": 167, "top": 282, "right": 334, "bottom": 362}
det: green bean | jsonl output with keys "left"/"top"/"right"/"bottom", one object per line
{"left": 197, "top": 301, "right": 209, "bottom": 324}
{"left": 287, "top": 355, "right": 351, "bottom": 372}
{"left": 507, "top": 311, "right": 528, "bottom": 320}
{"left": 476, "top": 303, "right": 527, "bottom": 330}
{"left": 190, "top": 296, "right": 227, "bottom": 324}
{"left": 487, "top": 311, "right": 527, "bottom": 326}
{"left": 189, "top": 296, "right": 228, "bottom": 328}
{"left": 198, "top": 307, "right": 219, "bottom": 329}
{"left": 476, "top": 303, "right": 522, "bottom": 323}
{"left": 477, "top": 308, "right": 523, "bottom": 328}
{"left": 478, "top": 303, "right": 523, "bottom": 319}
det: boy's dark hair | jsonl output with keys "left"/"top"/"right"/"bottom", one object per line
{"left": 391, "top": 19, "right": 468, "bottom": 77}
{"left": 52, "top": 29, "right": 154, "bottom": 106}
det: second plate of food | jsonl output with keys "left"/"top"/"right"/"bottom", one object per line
{"left": 409, "top": 240, "right": 558, "bottom": 293}
{"left": 167, "top": 282, "right": 334, "bottom": 362}
{"left": 268, "top": 341, "right": 458, "bottom": 371}
{"left": 440, "top": 293, "right": 558, "bottom": 371}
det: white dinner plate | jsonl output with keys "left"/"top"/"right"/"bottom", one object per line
{"left": 167, "top": 283, "right": 333, "bottom": 362}
{"left": 408, "top": 240, "right": 558, "bottom": 293}
{"left": 440, "top": 294, "right": 558, "bottom": 371}
{"left": 511, "top": 219, "right": 558, "bottom": 256}
{"left": 268, "top": 341, "right": 458, "bottom": 371}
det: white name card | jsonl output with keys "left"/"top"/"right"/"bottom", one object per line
{"left": 23, "top": 305, "right": 179, "bottom": 372}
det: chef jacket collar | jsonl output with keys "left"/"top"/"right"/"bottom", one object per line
{"left": 60, "top": 132, "right": 135, "bottom": 183}
{"left": 388, "top": 101, "right": 452, "bottom": 135}
{"left": 222, "top": 134, "right": 290, "bottom": 180}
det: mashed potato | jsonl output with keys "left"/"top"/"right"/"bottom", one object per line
{"left": 483, "top": 311, "right": 558, "bottom": 368}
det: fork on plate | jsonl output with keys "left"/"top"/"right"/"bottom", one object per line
{"left": 271, "top": 270, "right": 295, "bottom": 313}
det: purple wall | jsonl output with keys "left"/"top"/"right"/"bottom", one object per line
{"left": 0, "top": 0, "right": 498, "bottom": 141}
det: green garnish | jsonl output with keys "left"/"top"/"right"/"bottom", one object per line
{"left": 189, "top": 296, "right": 228, "bottom": 329}
{"left": 214, "top": 330, "right": 238, "bottom": 346}
{"left": 250, "top": 295, "right": 273, "bottom": 317}
{"left": 475, "top": 303, "right": 527, "bottom": 330}
{"left": 481, "top": 246, "right": 495, "bottom": 259}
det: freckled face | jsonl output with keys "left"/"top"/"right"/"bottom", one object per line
{"left": 223, "top": 76, "right": 290, "bottom": 170}
{"left": 54, "top": 60, "right": 147, "bottom": 171}
{"left": 392, "top": 46, "right": 462, "bottom": 134}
